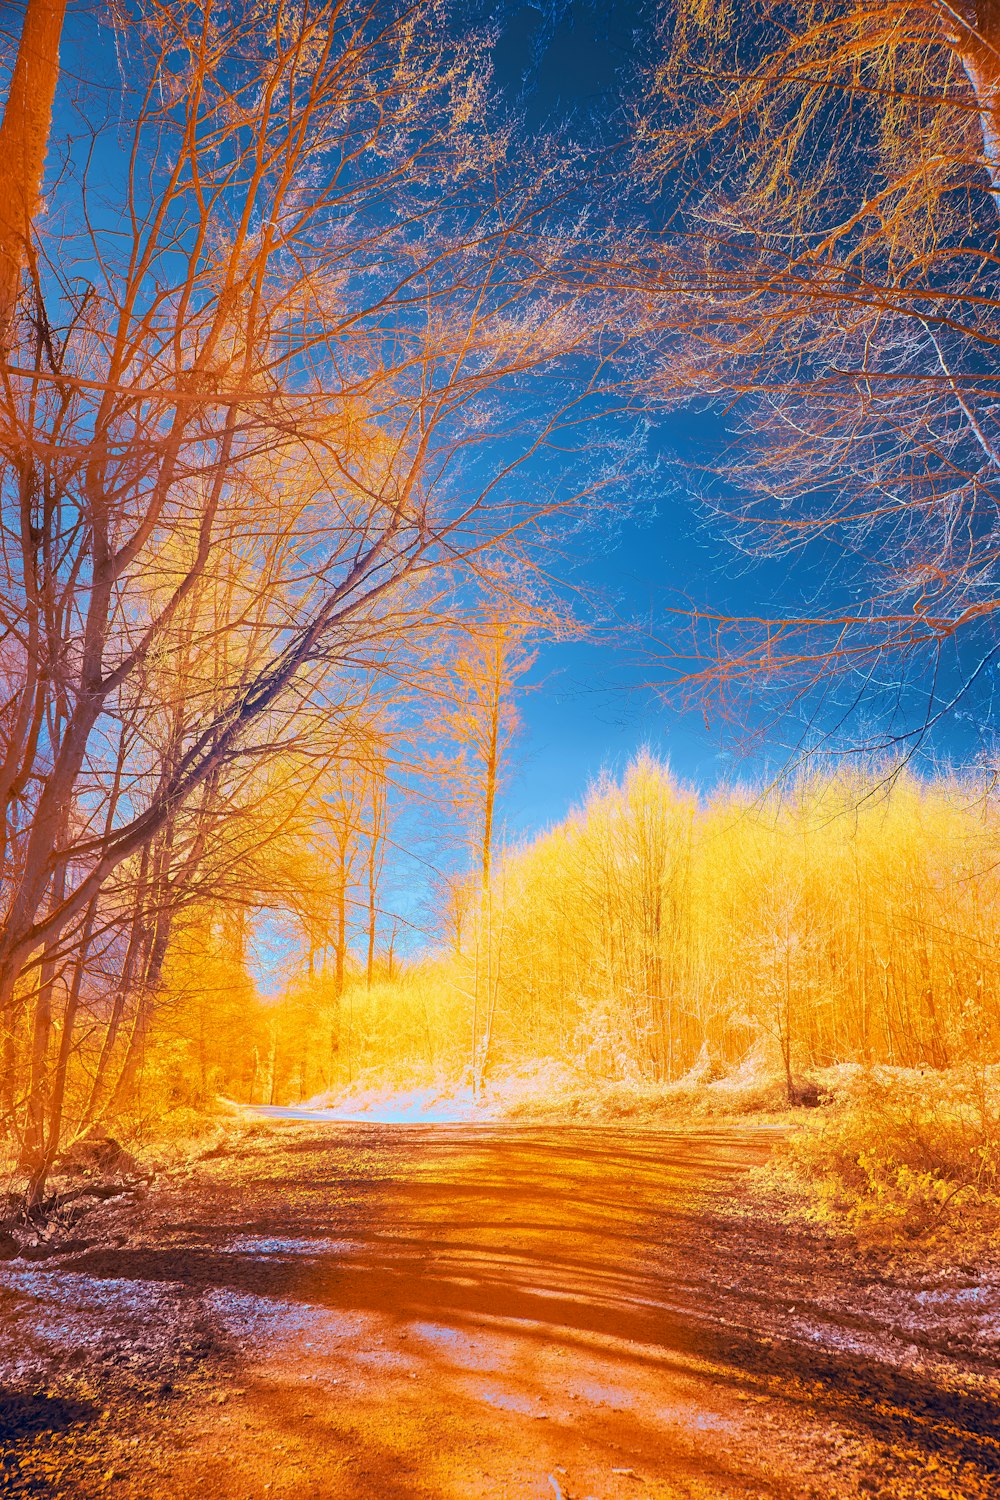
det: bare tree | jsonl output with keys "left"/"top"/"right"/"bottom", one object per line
{"left": 640, "top": 0, "right": 1000, "bottom": 736}
{"left": 443, "top": 611, "right": 537, "bottom": 888}
{"left": 433, "top": 605, "right": 538, "bottom": 1090}
{"left": 0, "top": 0, "right": 630, "bottom": 1171}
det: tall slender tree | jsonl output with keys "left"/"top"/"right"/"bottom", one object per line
{"left": 437, "top": 607, "right": 537, "bottom": 1089}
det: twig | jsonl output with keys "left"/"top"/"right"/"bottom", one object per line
{"left": 934, "top": 1179, "right": 982, "bottom": 1221}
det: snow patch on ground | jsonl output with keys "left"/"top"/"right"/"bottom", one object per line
{"left": 204, "top": 1286, "right": 364, "bottom": 1346}
{"left": 222, "top": 1235, "right": 355, "bottom": 1257}
{"left": 252, "top": 1084, "right": 489, "bottom": 1125}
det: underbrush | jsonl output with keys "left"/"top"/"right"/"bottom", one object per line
{"left": 0, "top": 1095, "right": 257, "bottom": 1218}
{"left": 777, "top": 1065, "right": 1000, "bottom": 1246}
{"left": 493, "top": 1053, "right": 794, "bottom": 1123}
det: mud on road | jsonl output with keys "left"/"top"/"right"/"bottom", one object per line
{"left": 2, "top": 1121, "right": 999, "bottom": 1499}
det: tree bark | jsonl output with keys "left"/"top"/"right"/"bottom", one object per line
{"left": 944, "top": 2, "right": 1000, "bottom": 202}
{"left": 0, "top": 0, "right": 68, "bottom": 337}
{"left": 21, "top": 863, "right": 66, "bottom": 1172}
{"left": 26, "top": 895, "right": 99, "bottom": 1206}
{"left": 334, "top": 834, "right": 348, "bottom": 999}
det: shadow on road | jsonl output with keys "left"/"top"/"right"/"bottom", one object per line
{"left": 54, "top": 1123, "right": 1000, "bottom": 1478}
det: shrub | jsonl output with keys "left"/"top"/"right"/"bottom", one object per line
{"left": 784, "top": 1066, "right": 1000, "bottom": 1241}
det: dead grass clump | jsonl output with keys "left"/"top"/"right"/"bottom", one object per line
{"left": 783, "top": 1067, "right": 1000, "bottom": 1242}
{"left": 492, "top": 1051, "right": 794, "bottom": 1124}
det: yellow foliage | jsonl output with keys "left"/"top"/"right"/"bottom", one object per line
{"left": 455, "top": 755, "right": 1000, "bottom": 1090}
{"left": 256, "top": 755, "right": 1000, "bottom": 1121}
{"left": 142, "top": 913, "right": 262, "bottom": 1114}
{"left": 785, "top": 1065, "right": 1000, "bottom": 1241}
{"left": 147, "top": 752, "right": 1000, "bottom": 1253}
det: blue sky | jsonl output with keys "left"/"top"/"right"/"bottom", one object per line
{"left": 485, "top": 0, "right": 730, "bottom": 833}
{"left": 480, "top": 0, "right": 1000, "bottom": 847}
{"left": 251, "top": 0, "right": 1000, "bottom": 979}
{"left": 476, "top": 0, "right": 802, "bottom": 836}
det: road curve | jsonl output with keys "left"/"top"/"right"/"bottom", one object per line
{"left": 3, "top": 1120, "right": 999, "bottom": 1498}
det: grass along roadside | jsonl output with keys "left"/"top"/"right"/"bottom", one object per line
{"left": 504, "top": 1060, "right": 1000, "bottom": 1256}
{"left": 771, "top": 1064, "right": 1000, "bottom": 1253}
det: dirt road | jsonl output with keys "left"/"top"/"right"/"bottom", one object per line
{"left": 2, "top": 1120, "right": 1000, "bottom": 1498}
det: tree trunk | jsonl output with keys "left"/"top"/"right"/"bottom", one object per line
{"left": 952, "top": 1, "right": 1000, "bottom": 203}
{"left": 0, "top": 0, "right": 68, "bottom": 336}
{"left": 27, "top": 899, "right": 99, "bottom": 1207}
{"left": 79, "top": 921, "right": 143, "bottom": 1128}
{"left": 102, "top": 916, "right": 171, "bottom": 1120}
{"left": 21, "top": 863, "right": 67, "bottom": 1173}
{"left": 21, "top": 955, "right": 57, "bottom": 1172}
{"left": 0, "top": 1027, "right": 17, "bottom": 1136}
{"left": 334, "top": 836, "right": 348, "bottom": 998}
{"left": 267, "top": 1027, "right": 277, "bottom": 1106}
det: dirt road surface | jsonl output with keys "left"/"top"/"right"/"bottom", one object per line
{"left": 2, "top": 1120, "right": 1000, "bottom": 1499}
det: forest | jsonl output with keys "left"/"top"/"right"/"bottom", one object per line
{"left": 3, "top": 0, "right": 1000, "bottom": 1236}
{"left": 161, "top": 757, "right": 1000, "bottom": 1106}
